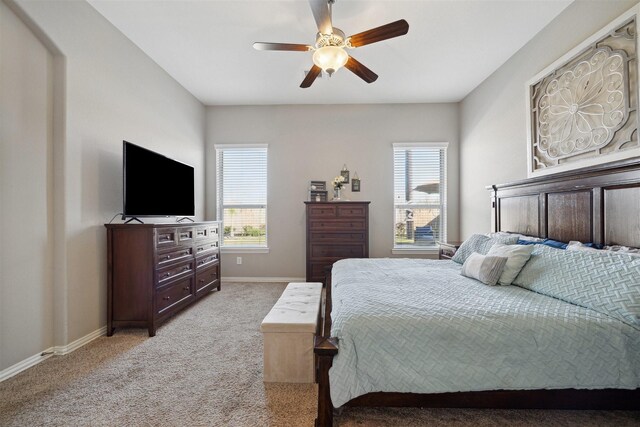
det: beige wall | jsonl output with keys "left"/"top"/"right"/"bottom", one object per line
{"left": 459, "top": 0, "right": 639, "bottom": 237}
{"left": 206, "top": 104, "right": 459, "bottom": 278}
{"left": 1, "top": 0, "right": 205, "bottom": 372}
{"left": 0, "top": 1, "right": 54, "bottom": 370}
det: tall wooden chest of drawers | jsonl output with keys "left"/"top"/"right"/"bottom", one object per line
{"left": 105, "top": 221, "right": 221, "bottom": 337}
{"left": 305, "top": 201, "right": 370, "bottom": 283}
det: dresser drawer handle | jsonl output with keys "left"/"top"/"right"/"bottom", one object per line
{"left": 197, "top": 247, "right": 203, "bottom": 252}
{"left": 199, "top": 279, "right": 205, "bottom": 283}
{"left": 163, "top": 296, "right": 171, "bottom": 301}
{"left": 183, "top": 286, "right": 190, "bottom": 291}
{"left": 163, "top": 255, "right": 171, "bottom": 260}
{"left": 165, "top": 272, "right": 172, "bottom": 277}
{"left": 160, "top": 236, "right": 170, "bottom": 241}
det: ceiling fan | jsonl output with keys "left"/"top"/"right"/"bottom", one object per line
{"left": 253, "top": 0, "right": 409, "bottom": 88}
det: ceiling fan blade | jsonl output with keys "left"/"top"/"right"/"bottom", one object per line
{"left": 300, "top": 65, "right": 322, "bottom": 88}
{"left": 309, "top": 0, "right": 333, "bottom": 35}
{"left": 348, "top": 19, "right": 409, "bottom": 48}
{"left": 345, "top": 56, "right": 378, "bottom": 83}
{"left": 253, "top": 42, "right": 312, "bottom": 52}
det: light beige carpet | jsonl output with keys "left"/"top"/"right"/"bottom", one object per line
{"left": 0, "top": 282, "right": 638, "bottom": 427}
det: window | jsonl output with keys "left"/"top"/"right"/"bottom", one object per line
{"left": 215, "top": 144, "right": 268, "bottom": 250}
{"left": 393, "top": 142, "right": 447, "bottom": 250}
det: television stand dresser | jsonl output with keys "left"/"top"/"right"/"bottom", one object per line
{"left": 105, "top": 221, "right": 222, "bottom": 337}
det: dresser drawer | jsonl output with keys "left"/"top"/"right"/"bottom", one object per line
{"left": 196, "top": 253, "right": 219, "bottom": 270}
{"left": 156, "top": 246, "right": 193, "bottom": 267}
{"left": 307, "top": 205, "right": 337, "bottom": 218}
{"left": 195, "top": 265, "right": 218, "bottom": 295}
{"left": 194, "top": 226, "right": 208, "bottom": 239}
{"left": 309, "top": 231, "right": 365, "bottom": 242}
{"left": 195, "top": 240, "right": 218, "bottom": 255}
{"left": 337, "top": 205, "right": 366, "bottom": 217}
{"left": 177, "top": 228, "right": 194, "bottom": 244}
{"left": 195, "top": 225, "right": 219, "bottom": 241}
{"left": 207, "top": 223, "right": 220, "bottom": 238}
{"left": 155, "top": 277, "right": 194, "bottom": 315}
{"left": 311, "top": 244, "right": 365, "bottom": 258}
{"left": 156, "top": 228, "right": 177, "bottom": 247}
{"left": 157, "top": 260, "right": 194, "bottom": 286}
{"left": 309, "top": 219, "right": 366, "bottom": 231}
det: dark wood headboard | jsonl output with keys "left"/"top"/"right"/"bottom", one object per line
{"left": 488, "top": 161, "right": 640, "bottom": 247}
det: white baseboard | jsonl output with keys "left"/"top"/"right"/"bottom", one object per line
{"left": 0, "top": 326, "right": 107, "bottom": 383}
{"left": 53, "top": 326, "right": 107, "bottom": 356}
{"left": 0, "top": 351, "right": 54, "bottom": 383}
{"left": 222, "top": 276, "right": 306, "bottom": 283}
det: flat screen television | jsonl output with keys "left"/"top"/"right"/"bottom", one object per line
{"left": 123, "top": 141, "right": 195, "bottom": 219}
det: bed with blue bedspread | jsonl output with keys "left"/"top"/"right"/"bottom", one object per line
{"left": 329, "top": 255, "right": 640, "bottom": 407}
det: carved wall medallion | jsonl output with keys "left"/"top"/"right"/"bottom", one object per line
{"left": 527, "top": 7, "right": 640, "bottom": 177}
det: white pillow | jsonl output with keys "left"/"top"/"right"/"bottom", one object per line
{"left": 486, "top": 243, "right": 534, "bottom": 285}
{"left": 485, "top": 232, "right": 544, "bottom": 242}
{"left": 460, "top": 253, "right": 509, "bottom": 286}
{"left": 566, "top": 241, "right": 599, "bottom": 252}
{"left": 603, "top": 245, "right": 640, "bottom": 257}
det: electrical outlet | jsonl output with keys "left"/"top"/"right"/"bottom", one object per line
{"left": 236, "top": 256, "right": 242, "bottom": 265}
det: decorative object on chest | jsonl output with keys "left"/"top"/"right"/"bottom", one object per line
{"left": 309, "top": 180, "right": 328, "bottom": 202}
{"left": 351, "top": 172, "right": 361, "bottom": 192}
{"left": 332, "top": 175, "right": 347, "bottom": 201}
{"left": 305, "top": 201, "right": 370, "bottom": 284}
{"left": 105, "top": 221, "right": 222, "bottom": 337}
{"left": 438, "top": 241, "right": 462, "bottom": 260}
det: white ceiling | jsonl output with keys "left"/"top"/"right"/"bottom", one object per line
{"left": 88, "top": 0, "right": 573, "bottom": 105}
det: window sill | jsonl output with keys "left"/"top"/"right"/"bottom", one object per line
{"left": 222, "top": 247, "right": 269, "bottom": 254}
{"left": 392, "top": 247, "right": 439, "bottom": 255}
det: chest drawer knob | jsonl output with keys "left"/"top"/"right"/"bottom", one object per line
{"left": 163, "top": 296, "right": 171, "bottom": 301}
{"left": 183, "top": 286, "right": 190, "bottom": 291}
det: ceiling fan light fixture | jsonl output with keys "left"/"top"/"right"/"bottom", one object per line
{"left": 312, "top": 46, "right": 348, "bottom": 76}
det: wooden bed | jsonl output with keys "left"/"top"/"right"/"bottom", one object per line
{"left": 314, "top": 159, "right": 640, "bottom": 427}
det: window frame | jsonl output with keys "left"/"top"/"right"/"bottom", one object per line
{"left": 215, "top": 143, "right": 269, "bottom": 253}
{"left": 391, "top": 142, "right": 448, "bottom": 255}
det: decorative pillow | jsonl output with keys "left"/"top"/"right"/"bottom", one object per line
{"left": 566, "top": 241, "right": 599, "bottom": 253}
{"left": 487, "top": 232, "right": 543, "bottom": 242}
{"left": 517, "top": 239, "right": 538, "bottom": 246}
{"left": 461, "top": 253, "right": 508, "bottom": 286}
{"left": 486, "top": 243, "right": 534, "bottom": 285}
{"left": 517, "top": 238, "right": 569, "bottom": 249}
{"left": 513, "top": 244, "right": 640, "bottom": 327}
{"left": 603, "top": 245, "right": 640, "bottom": 257}
{"left": 452, "top": 234, "right": 519, "bottom": 264}
{"left": 540, "top": 239, "right": 568, "bottom": 249}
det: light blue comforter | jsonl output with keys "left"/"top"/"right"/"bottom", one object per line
{"left": 329, "top": 258, "right": 640, "bottom": 407}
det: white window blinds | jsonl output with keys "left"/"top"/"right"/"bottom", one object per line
{"left": 215, "top": 145, "right": 268, "bottom": 248}
{"left": 393, "top": 143, "right": 447, "bottom": 248}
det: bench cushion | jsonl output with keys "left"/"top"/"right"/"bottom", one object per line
{"left": 260, "top": 282, "right": 322, "bottom": 333}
